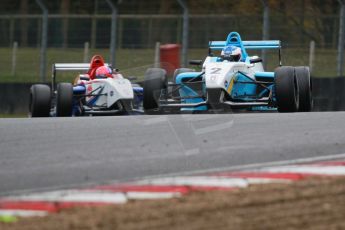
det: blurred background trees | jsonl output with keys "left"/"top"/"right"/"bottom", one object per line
{"left": 0, "top": 0, "right": 342, "bottom": 48}
{"left": 0, "top": 0, "right": 343, "bottom": 80}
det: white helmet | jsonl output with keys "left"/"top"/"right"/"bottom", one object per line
{"left": 221, "top": 45, "right": 242, "bottom": 62}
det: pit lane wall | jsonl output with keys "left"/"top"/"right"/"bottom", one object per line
{"left": 0, "top": 78, "right": 344, "bottom": 114}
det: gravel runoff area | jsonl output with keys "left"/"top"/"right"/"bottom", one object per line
{"left": 1, "top": 176, "right": 345, "bottom": 230}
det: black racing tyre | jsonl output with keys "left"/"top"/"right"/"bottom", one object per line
{"left": 143, "top": 68, "right": 167, "bottom": 113}
{"left": 274, "top": 66, "right": 299, "bottom": 112}
{"left": 295, "top": 66, "right": 313, "bottom": 112}
{"left": 29, "top": 84, "right": 51, "bottom": 117}
{"left": 56, "top": 83, "right": 73, "bottom": 117}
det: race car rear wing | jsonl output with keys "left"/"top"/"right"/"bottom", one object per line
{"left": 208, "top": 40, "right": 281, "bottom": 50}
{"left": 51, "top": 63, "right": 110, "bottom": 91}
{"left": 205, "top": 32, "right": 283, "bottom": 66}
{"left": 208, "top": 40, "right": 282, "bottom": 66}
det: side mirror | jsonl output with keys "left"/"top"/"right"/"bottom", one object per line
{"left": 208, "top": 48, "right": 214, "bottom": 57}
{"left": 79, "top": 75, "right": 90, "bottom": 81}
{"left": 250, "top": 57, "right": 263, "bottom": 64}
{"left": 189, "top": 60, "right": 203, "bottom": 66}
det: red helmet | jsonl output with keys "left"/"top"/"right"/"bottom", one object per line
{"left": 90, "top": 55, "right": 105, "bottom": 69}
{"left": 95, "top": 66, "right": 112, "bottom": 78}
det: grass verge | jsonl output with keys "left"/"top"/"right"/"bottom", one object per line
{"left": 0, "top": 47, "right": 340, "bottom": 83}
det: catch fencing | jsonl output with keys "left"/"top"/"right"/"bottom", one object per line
{"left": 0, "top": 13, "right": 344, "bottom": 82}
{"left": 0, "top": 13, "right": 343, "bottom": 49}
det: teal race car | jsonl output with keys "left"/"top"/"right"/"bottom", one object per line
{"left": 143, "top": 32, "right": 312, "bottom": 113}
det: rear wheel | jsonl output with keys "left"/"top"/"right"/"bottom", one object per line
{"left": 56, "top": 83, "right": 73, "bottom": 117}
{"left": 29, "top": 84, "right": 51, "bottom": 117}
{"left": 143, "top": 68, "right": 167, "bottom": 113}
{"left": 274, "top": 66, "right": 299, "bottom": 112}
{"left": 295, "top": 66, "right": 313, "bottom": 112}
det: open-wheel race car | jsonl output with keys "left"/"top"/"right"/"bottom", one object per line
{"left": 143, "top": 32, "right": 313, "bottom": 113}
{"left": 29, "top": 55, "right": 143, "bottom": 117}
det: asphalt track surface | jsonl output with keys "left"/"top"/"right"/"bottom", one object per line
{"left": 1, "top": 112, "right": 345, "bottom": 195}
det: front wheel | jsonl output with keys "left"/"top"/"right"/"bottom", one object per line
{"left": 274, "top": 66, "right": 299, "bottom": 112}
{"left": 29, "top": 84, "right": 51, "bottom": 117}
{"left": 56, "top": 83, "right": 73, "bottom": 117}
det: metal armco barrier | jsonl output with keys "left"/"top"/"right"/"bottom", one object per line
{"left": 312, "top": 77, "right": 345, "bottom": 111}
{"left": 0, "top": 78, "right": 344, "bottom": 114}
{"left": 0, "top": 83, "right": 34, "bottom": 114}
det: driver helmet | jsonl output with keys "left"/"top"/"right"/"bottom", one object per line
{"left": 221, "top": 45, "right": 242, "bottom": 62}
{"left": 95, "top": 66, "right": 112, "bottom": 78}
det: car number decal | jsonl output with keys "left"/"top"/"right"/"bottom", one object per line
{"left": 210, "top": 67, "right": 222, "bottom": 74}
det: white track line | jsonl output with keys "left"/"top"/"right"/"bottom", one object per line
{"left": 261, "top": 165, "right": 345, "bottom": 176}
{"left": 4, "top": 190, "right": 127, "bottom": 204}
{"left": 137, "top": 153, "right": 345, "bottom": 179}
{"left": 137, "top": 176, "right": 291, "bottom": 188}
{"left": 0, "top": 210, "right": 47, "bottom": 217}
{"left": 126, "top": 192, "right": 181, "bottom": 200}
{"left": 244, "top": 178, "right": 291, "bottom": 184}
{"left": 137, "top": 176, "right": 250, "bottom": 188}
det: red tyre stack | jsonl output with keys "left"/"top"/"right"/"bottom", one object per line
{"left": 160, "top": 44, "right": 180, "bottom": 76}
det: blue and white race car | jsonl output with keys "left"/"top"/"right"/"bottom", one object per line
{"left": 29, "top": 57, "right": 143, "bottom": 117}
{"left": 143, "top": 32, "right": 312, "bottom": 113}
